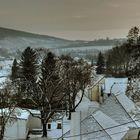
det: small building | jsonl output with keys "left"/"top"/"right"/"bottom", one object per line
{"left": 70, "top": 77, "right": 140, "bottom": 140}
{"left": 88, "top": 76, "right": 105, "bottom": 103}
{"left": 0, "top": 108, "right": 41, "bottom": 140}
{"left": 48, "top": 116, "right": 70, "bottom": 139}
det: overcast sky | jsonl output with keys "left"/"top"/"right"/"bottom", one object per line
{"left": 0, "top": 0, "right": 140, "bottom": 40}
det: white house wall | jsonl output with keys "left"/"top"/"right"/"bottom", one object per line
{"left": 4, "top": 119, "right": 28, "bottom": 140}
{"left": 70, "top": 112, "right": 81, "bottom": 140}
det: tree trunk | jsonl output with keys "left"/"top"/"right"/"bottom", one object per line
{"left": 72, "top": 95, "right": 76, "bottom": 112}
{"left": 68, "top": 89, "right": 85, "bottom": 120}
{"left": 72, "top": 89, "right": 85, "bottom": 112}
{"left": 68, "top": 91, "right": 72, "bottom": 120}
{"left": 68, "top": 102, "right": 72, "bottom": 120}
{"left": 0, "top": 125, "right": 5, "bottom": 140}
{"left": 41, "top": 111, "right": 47, "bottom": 137}
{"left": 42, "top": 120, "right": 47, "bottom": 137}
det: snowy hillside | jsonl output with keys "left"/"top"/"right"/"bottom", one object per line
{"left": 0, "top": 27, "right": 123, "bottom": 58}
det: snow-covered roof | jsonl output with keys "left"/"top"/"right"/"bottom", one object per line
{"left": 0, "top": 108, "right": 30, "bottom": 120}
{"left": 27, "top": 109, "right": 40, "bottom": 115}
{"left": 104, "top": 78, "right": 128, "bottom": 94}
{"left": 80, "top": 93, "right": 139, "bottom": 140}
{"left": 81, "top": 113, "right": 112, "bottom": 140}
{"left": 92, "top": 110, "right": 129, "bottom": 140}
{"left": 64, "top": 77, "right": 140, "bottom": 140}
{"left": 15, "top": 108, "right": 30, "bottom": 120}
{"left": 116, "top": 94, "right": 136, "bottom": 113}
{"left": 100, "top": 94, "right": 137, "bottom": 126}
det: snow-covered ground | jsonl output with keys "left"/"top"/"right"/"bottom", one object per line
{"left": 0, "top": 59, "right": 13, "bottom": 86}
{"left": 0, "top": 59, "right": 12, "bottom": 77}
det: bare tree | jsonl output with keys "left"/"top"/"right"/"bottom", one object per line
{"left": 12, "top": 50, "right": 91, "bottom": 138}
{"left": 59, "top": 56, "right": 91, "bottom": 119}
{"left": 0, "top": 80, "right": 16, "bottom": 140}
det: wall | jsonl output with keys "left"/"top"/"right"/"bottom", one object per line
{"left": 4, "top": 119, "right": 28, "bottom": 140}
{"left": 90, "top": 85, "right": 99, "bottom": 101}
{"left": 27, "top": 114, "right": 42, "bottom": 131}
{"left": 122, "top": 128, "right": 140, "bottom": 140}
{"left": 88, "top": 78, "right": 105, "bottom": 102}
{"left": 70, "top": 112, "right": 81, "bottom": 140}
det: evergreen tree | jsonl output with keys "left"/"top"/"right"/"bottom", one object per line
{"left": 20, "top": 46, "right": 38, "bottom": 83}
{"left": 96, "top": 52, "right": 105, "bottom": 74}
{"left": 41, "top": 52, "right": 56, "bottom": 83}
{"left": 19, "top": 47, "right": 38, "bottom": 95}
{"left": 127, "top": 26, "right": 139, "bottom": 45}
{"left": 11, "top": 59, "right": 18, "bottom": 81}
{"left": 106, "top": 54, "right": 112, "bottom": 75}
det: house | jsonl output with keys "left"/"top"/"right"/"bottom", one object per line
{"left": 0, "top": 108, "right": 30, "bottom": 139}
{"left": 73, "top": 93, "right": 139, "bottom": 140}
{"left": 0, "top": 108, "right": 42, "bottom": 140}
{"left": 88, "top": 76, "right": 105, "bottom": 102}
{"left": 88, "top": 77, "right": 128, "bottom": 101}
{"left": 47, "top": 116, "right": 70, "bottom": 139}
{"left": 69, "top": 77, "right": 140, "bottom": 140}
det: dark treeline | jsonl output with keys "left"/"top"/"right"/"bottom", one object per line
{"left": 96, "top": 26, "right": 140, "bottom": 77}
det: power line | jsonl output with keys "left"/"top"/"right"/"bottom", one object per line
{"left": 59, "top": 118, "right": 140, "bottom": 139}
{"left": 89, "top": 129, "right": 128, "bottom": 140}
{"left": 6, "top": 102, "right": 138, "bottom": 140}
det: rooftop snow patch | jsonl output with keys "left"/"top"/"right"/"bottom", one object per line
{"left": 81, "top": 114, "right": 112, "bottom": 140}
{"left": 80, "top": 94, "right": 139, "bottom": 140}
{"left": 92, "top": 110, "right": 128, "bottom": 140}
{"left": 100, "top": 94, "right": 137, "bottom": 127}
{"left": 115, "top": 94, "right": 136, "bottom": 113}
{"left": 104, "top": 78, "right": 128, "bottom": 94}
{"left": 0, "top": 108, "right": 30, "bottom": 120}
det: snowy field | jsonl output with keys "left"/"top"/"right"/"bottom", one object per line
{"left": 0, "top": 59, "right": 13, "bottom": 76}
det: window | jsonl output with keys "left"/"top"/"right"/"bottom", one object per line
{"left": 48, "top": 123, "right": 51, "bottom": 130}
{"left": 57, "top": 123, "right": 62, "bottom": 129}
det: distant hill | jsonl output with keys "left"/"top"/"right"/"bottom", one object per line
{"left": 0, "top": 27, "right": 126, "bottom": 57}
{"left": 0, "top": 27, "right": 75, "bottom": 50}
